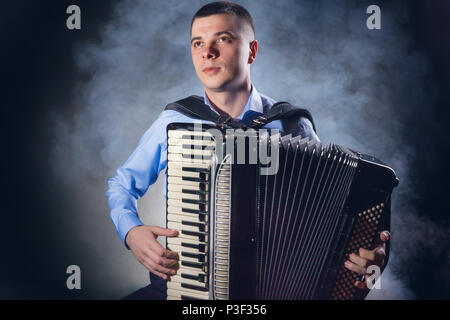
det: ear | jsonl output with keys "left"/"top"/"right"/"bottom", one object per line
{"left": 248, "top": 40, "right": 258, "bottom": 64}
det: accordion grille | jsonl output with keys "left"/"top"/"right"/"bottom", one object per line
{"left": 330, "top": 203, "right": 384, "bottom": 300}
{"left": 213, "top": 155, "right": 232, "bottom": 299}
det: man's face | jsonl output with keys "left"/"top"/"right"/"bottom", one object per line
{"left": 190, "top": 14, "right": 256, "bottom": 92}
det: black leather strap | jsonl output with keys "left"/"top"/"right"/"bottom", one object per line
{"left": 164, "top": 95, "right": 316, "bottom": 133}
{"left": 164, "top": 95, "right": 246, "bottom": 129}
{"left": 247, "top": 101, "right": 316, "bottom": 132}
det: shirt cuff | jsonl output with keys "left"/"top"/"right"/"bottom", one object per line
{"left": 117, "top": 212, "right": 144, "bottom": 250}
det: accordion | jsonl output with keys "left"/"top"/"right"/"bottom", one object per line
{"left": 165, "top": 122, "right": 398, "bottom": 300}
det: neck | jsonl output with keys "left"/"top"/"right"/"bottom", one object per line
{"left": 204, "top": 80, "right": 252, "bottom": 119}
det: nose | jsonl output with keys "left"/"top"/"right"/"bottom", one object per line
{"left": 202, "top": 44, "right": 218, "bottom": 60}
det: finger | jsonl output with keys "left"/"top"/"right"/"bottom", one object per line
{"left": 150, "top": 254, "right": 178, "bottom": 268}
{"left": 380, "top": 230, "right": 390, "bottom": 242}
{"left": 344, "top": 260, "right": 366, "bottom": 275}
{"left": 359, "top": 248, "right": 377, "bottom": 261}
{"left": 354, "top": 280, "right": 367, "bottom": 290}
{"left": 162, "top": 256, "right": 179, "bottom": 268}
{"left": 151, "top": 270, "right": 168, "bottom": 280}
{"left": 147, "top": 251, "right": 178, "bottom": 275}
{"left": 171, "top": 263, "right": 180, "bottom": 275}
{"left": 141, "top": 262, "right": 169, "bottom": 280}
{"left": 154, "top": 264, "right": 177, "bottom": 276}
{"left": 375, "top": 246, "right": 386, "bottom": 259}
{"left": 149, "top": 226, "right": 179, "bottom": 237}
{"left": 146, "top": 240, "right": 179, "bottom": 270}
{"left": 147, "top": 236, "right": 174, "bottom": 259}
{"left": 146, "top": 234, "right": 179, "bottom": 261}
{"left": 349, "top": 253, "right": 368, "bottom": 268}
{"left": 163, "top": 249, "right": 180, "bottom": 260}
{"left": 373, "top": 230, "right": 389, "bottom": 249}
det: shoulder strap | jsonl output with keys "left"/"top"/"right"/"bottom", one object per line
{"left": 165, "top": 96, "right": 316, "bottom": 133}
{"left": 248, "top": 101, "right": 317, "bottom": 133}
{"left": 164, "top": 95, "right": 246, "bottom": 129}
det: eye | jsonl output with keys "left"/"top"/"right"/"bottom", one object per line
{"left": 218, "top": 36, "right": 230, "bottom": 43}
{"left": 193, "top": 41, "right": 203, "bottom": 48}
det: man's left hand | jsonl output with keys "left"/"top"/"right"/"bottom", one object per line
{"left": 344, "top": 230, "right": 390, "bottom": 289}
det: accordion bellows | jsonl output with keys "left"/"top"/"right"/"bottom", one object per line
{"left": 165, "top": 123, "right": 398, "bottom": 300}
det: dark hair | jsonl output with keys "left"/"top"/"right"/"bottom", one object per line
{"left": 191, "top": 1, "right": 255, "bottom": 36}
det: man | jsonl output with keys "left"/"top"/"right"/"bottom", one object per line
{"left": 106, "top": 1, "right": 389, "bottom": 300}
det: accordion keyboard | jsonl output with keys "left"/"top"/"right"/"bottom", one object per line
{"left": 166, "top": 129, "right": 215, "bottom": 300}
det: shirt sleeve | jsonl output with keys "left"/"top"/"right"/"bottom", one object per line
{"left": 106, "top": 113, "right": 168, "bottom": 249}
{"left": 298, "top": 117, "right": 320, "bottom": 142}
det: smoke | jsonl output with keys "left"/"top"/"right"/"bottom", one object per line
{"left": 48, "top": 0, "right": 448, "bottom": 298}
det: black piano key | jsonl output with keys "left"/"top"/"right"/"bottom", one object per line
{"left": 182, "top": 188, "right": 208, "bottom": 195}
{"left": 181, "top": 260, "right": 205, "bottom": 270}
{"left": 182, "top": 154, "right": 212, "bottom": 161}
{"left": 179, "top": 213, "right": 206, "bottom": 223}
{"left": 182, "top": 144, "right": 213, "bottom": 151}
{"left": 181, "top": 273, "right": 206, "bottom": 283}
{"left": 182, "top": 176, "right": 208, "bottom": 183}
{"left": 182, "top": 208, "right": 208, "bottom": 216}
{"left": 181, "top": 242, "right": 206, "bottom": 252}
{"left": 182, "top": 251, "right": 206, "bottom": 262}
{"left": 182, "top": 230, "right": 206, "bottom": 242}
{"left": 182, "top": 167, "right": 210, "bottom": 173}
{"left": 181, "top": 283, "right": 208, "bottom": 292}
{"left": 182, "top": 198, "right": 207, "bottom": 206}
{"left": 181, "top": 135, "right": 197, "bottom": 140}
{"left": 181, "top": 220, "right": 206, "bottom": 232}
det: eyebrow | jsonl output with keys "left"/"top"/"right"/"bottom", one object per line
{"left": 190, "top": 31, "right": 237, "bottom": 44}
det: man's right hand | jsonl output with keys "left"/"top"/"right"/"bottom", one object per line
{"left": 125, "top": 225, "right": 179, "bottom": 280}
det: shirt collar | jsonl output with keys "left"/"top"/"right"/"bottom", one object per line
{"left": 202, "top": 85, "right": 264, "bottom": 120}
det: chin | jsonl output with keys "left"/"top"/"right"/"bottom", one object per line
{"left": 202, "top": 79, "right": 227, "bottom": 91}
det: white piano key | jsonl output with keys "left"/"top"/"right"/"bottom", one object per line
{"left": 167, "top": 226, "right": 208, "bottom": 242}
{"left": 167, "top": 191, "right": 203, "bottom": 201}
{"left": 168, "top": 145, "right": 215, "bottom": 156}
{"left": 168, "top": 176, "right": 207, "bottom": 187}
{"left": 167, "top": 237, "right": 205, "bottom": 247}
{"left": 167, "top": 221, "right": 207, "bottom": 233}
{"left": 168, "top": 168, "right": 204, "bottom": 179}
{"left": 178, "top": 233, "right": 208, "bottom": 242}
{"left": 168, "top": 130, "right": 213, "bottom": 139}
{"left": 168, "top": 161, "right": 211, "bottom": 170}
{"left": 178, "top": 254, "right": 207, "bottom": 264}
{"left": 167, "top": 288, "right": 209, "bottom": 300}
{"left": 167, "top": 243, "right": 202, "bottom": 255}
{"left": 177, "top": 264, "right": 208, "bottom": 275}
{"left": 167, "top": 213, "right": 207, "bottom": 224}
{"left": 170, "top": 275, "right": 206, "bottom": 288}
{"left": 167, "top": 206, "right": 207, "bottom": 219}
{"left": 167, "top": 183, "right": 207, "bottom": 193}
{"left": 167, "top": 199, "right": 203, "bottom": 211}
{"left": 176, "top": 266, "right": 206, "bottom": 277}
{"left": 168, "top": 138, "right": 216, "bottom": 147}
{"left": 167, "top": 153, "right": 212, "bottom": 164}
{"left": 167, "top": 279, "right": 208, "bottom": 294}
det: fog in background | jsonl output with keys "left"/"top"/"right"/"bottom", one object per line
{"left": 40, "top": 0, "right": 449, "bottom": 299}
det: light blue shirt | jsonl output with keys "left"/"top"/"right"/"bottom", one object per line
{"left": 106, "top": 86, "right": 319, "bottom": 247}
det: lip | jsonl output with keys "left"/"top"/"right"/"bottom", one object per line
{"left": 203, "top": 66, "right": 220, "bottom": 74}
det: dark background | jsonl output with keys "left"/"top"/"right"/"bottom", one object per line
{"left": 2, "top": 0, "right": 450, "bottom": 299}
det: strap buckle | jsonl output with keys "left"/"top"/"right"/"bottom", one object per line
{"left": 217, "top": 114, "right": 233, "bottom": 125}
{"left": 251, "top": 115, "right": 267, "bottom": 126}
